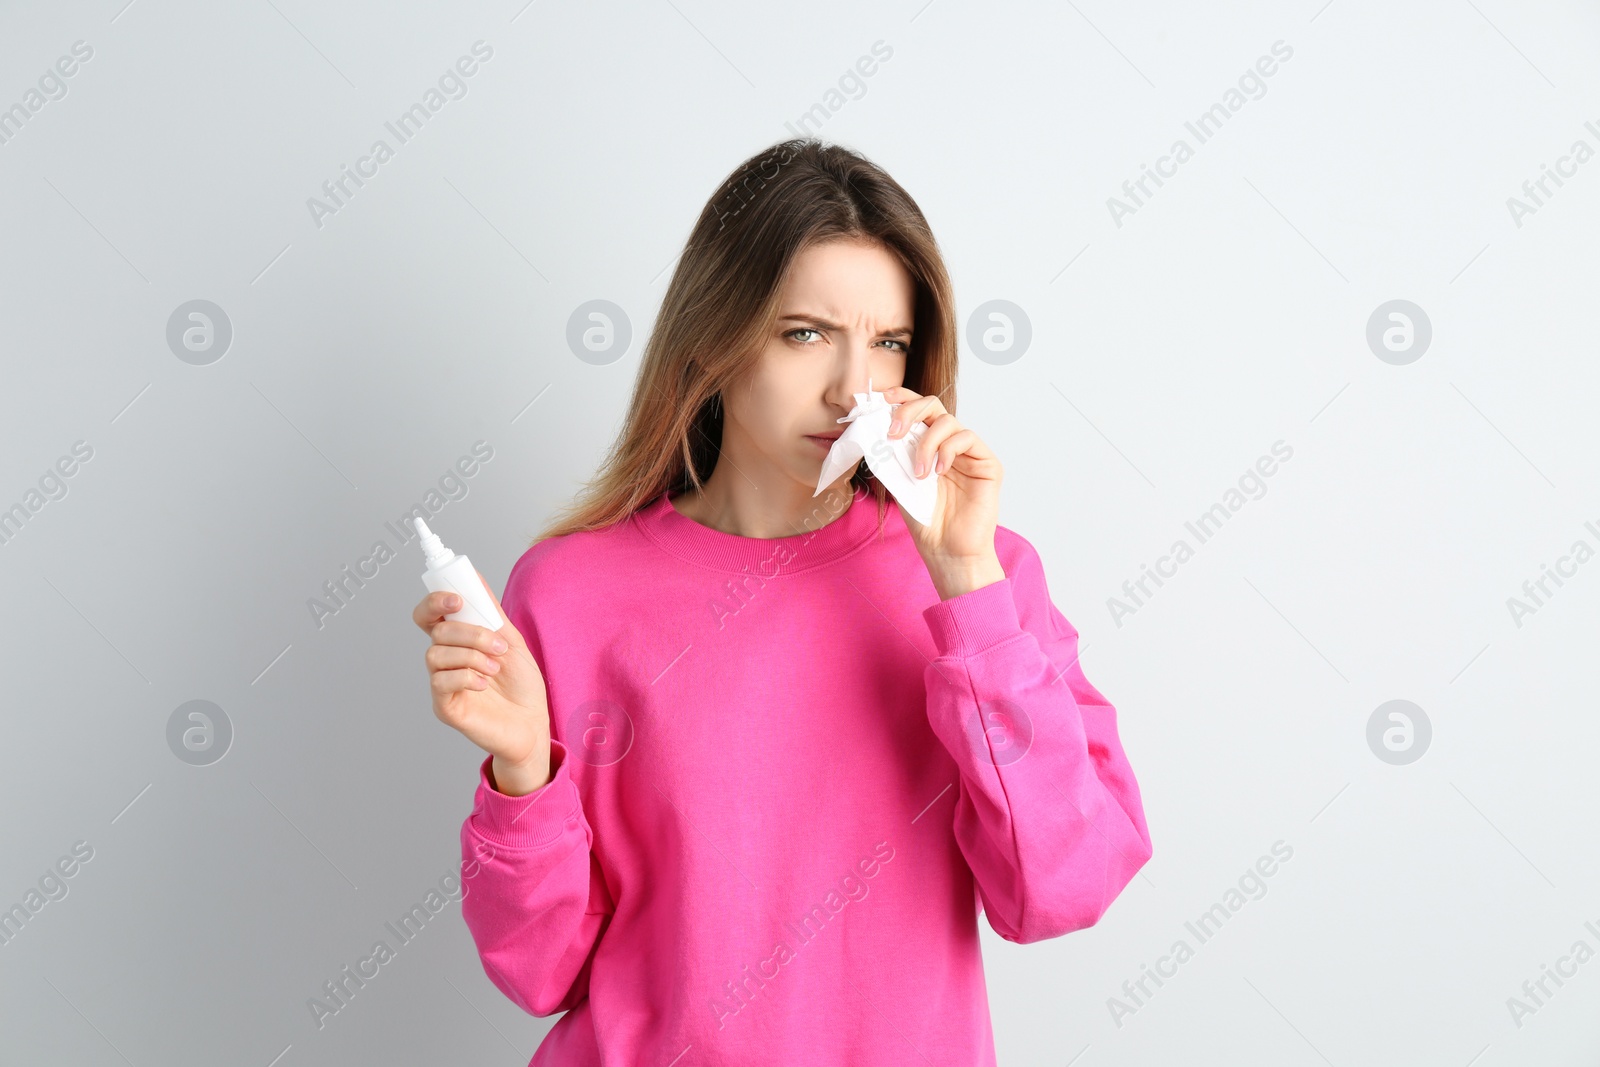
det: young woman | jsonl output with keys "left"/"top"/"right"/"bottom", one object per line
{"left": 414, "top": 139, "right": 1153, "bottom": 1065}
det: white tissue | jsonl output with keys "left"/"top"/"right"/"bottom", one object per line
{"left": 812, "top": 378, "right": 939, "bottom": 526}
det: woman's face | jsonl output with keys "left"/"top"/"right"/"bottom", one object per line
{"left": 721, "top": 237, "right": 915, "bottom": 495}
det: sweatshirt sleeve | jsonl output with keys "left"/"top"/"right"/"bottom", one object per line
{"left": 920, "top": 535, "right": 1153, "bottom": 945}
{"left": 457, "top": 548, "right": 613, "bottom": 1017}
{"left": 459, "top": 739, "right": 612, "bottom": 1016}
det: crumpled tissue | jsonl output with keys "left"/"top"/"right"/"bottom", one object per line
{"left": 812, "top": 378, "right": 939, "bottom": 525}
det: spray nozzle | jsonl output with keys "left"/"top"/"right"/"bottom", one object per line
{"left": 413, "top": 517, "right": 454, "bottom": 568}
{"left": 837, "top": 375, "right": 888, "bottom": 424}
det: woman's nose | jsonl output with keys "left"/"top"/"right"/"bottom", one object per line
{"left": 825, "top": 348, "right": 874, "bottom": 408}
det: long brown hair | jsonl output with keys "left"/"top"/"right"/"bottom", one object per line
{"left": 532, "top": 137, "right": 959, "bottom": 545}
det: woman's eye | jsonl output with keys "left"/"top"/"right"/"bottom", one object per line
{"left": 785, "top": 329, "right": 907, "bottom": 350}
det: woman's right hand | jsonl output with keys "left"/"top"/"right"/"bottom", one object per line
{"left": 413, "top": 573, "right": 553, "bottom": 796}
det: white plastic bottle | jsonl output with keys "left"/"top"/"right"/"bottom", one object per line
{"left": 413, "top": 517, "right": 505, "bottom": 632}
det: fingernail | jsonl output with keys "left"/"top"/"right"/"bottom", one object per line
{"left": 889, "top": 419, "right": 900, "bottom": 436}
{"left": 493, "top": 638, "right": 508, "bottom": 653}
{"left": 446, "top": 595, "right": 460, "bottom": 609}
{"left": 914, "top": 458, "right": 924, "bottom": 477}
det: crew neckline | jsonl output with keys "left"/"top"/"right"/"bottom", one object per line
{"left": 633, "top": 483, "right": 886, "bottom": 574}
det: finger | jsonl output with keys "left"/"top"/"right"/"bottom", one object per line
{"left": 878, "top": 385, "right": 923, "bottom": 435}
{"left": 431, "top": 666, "right": 489, "bottom": 696}
{"left": 881, "top": 384, "right": 953, "bottom": 407}
{"left": 413, "top": 590, "right": 466, "bottom": 631}
{"left": 425, "top": 643, "right": 503, "bottom": 676}
{"left": 913, "top": 413, "right": 964, "bottom": 475}
{"left": 877, "top": 385, "right": 923, "bottom": 404}
{"left": 429, "top": 617, "right": 512, "bottom": 655}
{"left": 889, "top": 395, "right": 947, "bottom": 438}
{"left": 932, "top": 427, "right": 980, "bottom": 474}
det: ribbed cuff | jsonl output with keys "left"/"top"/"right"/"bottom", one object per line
{"left": 922, "top": 577, "right": 1023, "bottom": 657}
{"left": 469, "top": 739, "right": 584, "bottom": 850}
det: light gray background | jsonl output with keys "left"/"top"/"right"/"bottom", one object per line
{"left": 2, "top": 0, "right": 1597, "bottom": 1064}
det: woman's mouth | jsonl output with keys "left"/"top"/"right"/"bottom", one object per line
{"left": 806, "top": 432, "right": 841, "bottom": 451}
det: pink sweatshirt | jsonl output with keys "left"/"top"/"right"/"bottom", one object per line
{"left": 459, "top": 484, "right": 1153, "bottom": 1065}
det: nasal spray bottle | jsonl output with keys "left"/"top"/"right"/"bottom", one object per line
{"left": 413, "top": 518, "right": 505, "bottom": 632}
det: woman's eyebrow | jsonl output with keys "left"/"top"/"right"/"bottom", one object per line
{"left": 778, "top": 313, "right": 912, "bottom": 336}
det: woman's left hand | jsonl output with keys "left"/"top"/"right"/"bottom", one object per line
{"left": 879, "top": 386, "right": 1007, "bottom": 599}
